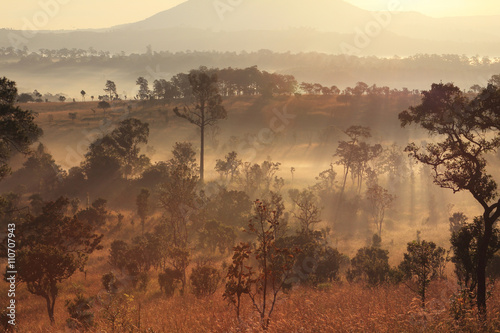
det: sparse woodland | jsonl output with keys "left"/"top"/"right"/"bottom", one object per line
{"left": 1, "top": 68, "right": 500, "bottom": 332}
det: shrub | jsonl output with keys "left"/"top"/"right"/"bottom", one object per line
{"left": 65, "top": 294, "right": 95, "bottom": 331}
{"left": 315, "top": 247, "right": 346, "bottom": 283}
{"left": 190, "top": 264, "right": 220, "bottom": 297}
{"left": 108, "top": 240, "right": 129, "bottom": 273}
{"left": 102, "top": 272, "right": 118, "bottom": 293}
{"left": 158, "top": 268, "right": 182, "bottom": 297}
{"left": 347, "top": 240, "right": 390, "bottom": 286}
{"left": 398, "top": 240, "right": 447, "bottom": 309}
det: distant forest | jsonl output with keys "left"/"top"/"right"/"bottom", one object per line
{"left": 2, "top": 47, "right": 500, "bottom": 96}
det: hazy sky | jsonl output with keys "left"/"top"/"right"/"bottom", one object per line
{"left": 1, "top": 0, "right": 499, "bottom": 30}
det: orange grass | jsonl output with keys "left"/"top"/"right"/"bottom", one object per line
{"left": 2, "top": 275, "right": 500, "bottom": 332}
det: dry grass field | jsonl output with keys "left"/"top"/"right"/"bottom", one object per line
{"left": 2, "top": 266, "right": 500, "bottom": 332}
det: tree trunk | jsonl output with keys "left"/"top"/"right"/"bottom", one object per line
{"left": 200, "top": 123, "right": 204, "bottom": 182}
{"left": 476, "top": 216, "right": 493, "bottom": 316}
{"left": 44, "top": 295, "right": 55, "bottom": 324}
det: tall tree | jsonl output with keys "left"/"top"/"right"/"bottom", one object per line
{"left": 366, "top": 184, "right": 395, "bottom": 238}
{"left": 399, "top": 82, "right": 500, "bottom": 315}
{"left": 0, "top": 77, "right": 42, "bottom": 180}
{"left": 136, "top": 77, "right": 150, "bottom": 100}
{"left": 335, "top": 126, "right": 380, "bottom": 199}
{"left": 173, "top": 70, "right": 227, "bottom": 181}
{"left": 5, "top": 198, "right": 103, "bottom": 324}
{"left": 104, "top": 80, "right": 117, "bottom": 100}
{"left": 80, "top": 90, "right": 86, "bottom": 101}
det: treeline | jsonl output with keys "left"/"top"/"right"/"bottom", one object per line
{"left": 151, "top": 66, "right": 297, "bottom": 99}
{"left": 1, "top": 46, "right": 499, "bottom": 69}
{"left": 4, "top": 47, "right": 500, "bottom": 94}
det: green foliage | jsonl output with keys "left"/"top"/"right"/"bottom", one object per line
{"left": 399, "top": 240, "right": 447, "bottom": 309}
{"left": 190, "top": 264, "right": 220, "bottom": 297}
{"left": 347, "top": 238, "right": 390, "bottom": 286}
{"left": 65, "top": 293, "right": 95, "bottom": 331}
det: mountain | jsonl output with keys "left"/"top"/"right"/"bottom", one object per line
{"left": 117, "top": 0, "right": 372, "bottom": 34}
{"left": 117, "top": 0, "right": 500, "bottom": 44}
{"left": 0, "top": 0, "right": 500, "bottom": 56}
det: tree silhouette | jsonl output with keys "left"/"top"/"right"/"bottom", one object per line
{"left": 97, "top": 100, "right": 110, "bottom": 114}
{"left": 104, "top": 80, "right": 117, "bottom": 100}
{"left": 159, "top": 143, "right": 199, "bottom": 248}
{"left": 335, "top": 126, "right": 381, "bottom": 199}
{"left": 366, "top": 184, "right": 395, "bottom": 238}
{"left": 173, "top": 70, "right": 227, "bottom": 182}
{"left": 399, "top": 240, "right": 447, "bottom": 310}
{"left": 83, "top": 118, "right": 150, "bottom": 180}
{"left": 8, "top": 197, "right": 102, "bottom": 324}
{"left": 81, "top": 90, "right": 86, "bottom": 101}
{"left": 215, "top": 151, "right": 241, "bottom": 182}
{"left": 399, "top": 82, "right": 500, "bottom": 315}
{"left": 0, "top": 77, "right": 42, "bottom": 180}
{"left": 136, "top": 77, "right": 150, "bottom": 100}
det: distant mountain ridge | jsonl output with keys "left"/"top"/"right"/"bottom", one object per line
{"left": 0, "top": 0, "right": 499, "bottom": 56}
{"left": 115, "top": 0, "right": 500, "bottom": 43}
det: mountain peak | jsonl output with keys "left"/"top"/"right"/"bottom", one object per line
{"left": 117, "top": 0, "right": 371, "bottom": 33}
